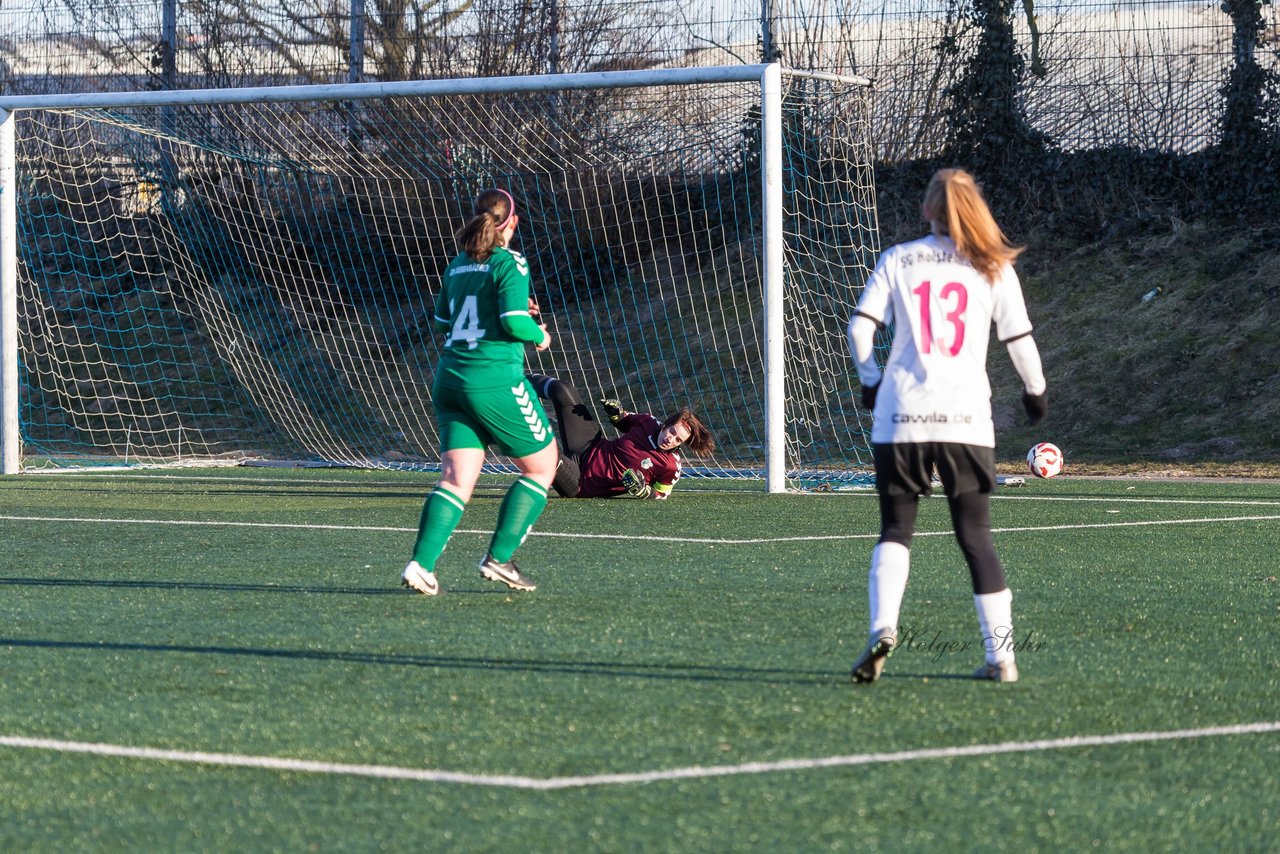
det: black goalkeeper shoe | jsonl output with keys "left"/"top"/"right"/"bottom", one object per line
{"left": 479, "top": 553, "right": 537, "bottom": 591}
{"left": 851, "top": 629, "right": 896, "bottom": 684}
{"left": 525, "top": 373, "right": 554, "bottom": 399}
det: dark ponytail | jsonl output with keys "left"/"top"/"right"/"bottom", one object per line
{"left": 455, "top": 188, "right": 515, "bottom": 261}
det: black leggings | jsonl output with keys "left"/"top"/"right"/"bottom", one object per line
{"left": 878, "top": 490, "right": 1007, "bottom": 595}
{"left": 527, "top": 374, "right": 603, "bottom": 497}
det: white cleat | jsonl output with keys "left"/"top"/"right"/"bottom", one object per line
{"left": 401, "top": 560, "right": 441, "bottom": 596}
{"left": 973, "top": 660, "right": 1019, "bottom": 682}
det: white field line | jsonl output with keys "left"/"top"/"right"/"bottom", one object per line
{"left": 2, "top": 721, "right": 1278, "bottom": 790}
{"left": 21, "top": 471, "right": 1280, "bottom": 503}
{"left": 997, "top": 495, "right": 1280, "bottom": 506}
{"left": 14, "top": 471, "right": 1280, "bottom": 511}
{"left": 1, "top": 512, "right": 1279, "bottom": 545}
{"left": 19, "top": 470, "right": 741, "bottom": 492}
{"left": 20, "top": 471, "right": 1280, "bottom": 496}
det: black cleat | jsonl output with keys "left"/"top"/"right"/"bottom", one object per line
{"left": 851, "top": 629, "right": 896, "bottom": 684}
{"left": 479, "top": 553, "right": 537, "bottom": 591}
{"left": 525, "top": 373, "right": 554, "bottom": 399}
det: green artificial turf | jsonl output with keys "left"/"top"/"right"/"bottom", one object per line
{"left": 0, "top": 468, "right": 1277, "bottom": 851}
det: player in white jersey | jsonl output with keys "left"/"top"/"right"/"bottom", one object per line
{"left": 846, "top": 168, "right": 1048, "bottom": 684}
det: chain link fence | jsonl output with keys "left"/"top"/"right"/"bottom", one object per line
{"left": 2, "top": 0, "right": 1277, "bottom": 159}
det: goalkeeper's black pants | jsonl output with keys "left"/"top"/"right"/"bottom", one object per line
{"left": 526, "top": 373, "right": 604, "bottom": 498}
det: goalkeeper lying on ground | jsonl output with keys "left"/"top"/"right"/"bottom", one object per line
{"left": 525, "top": 374, "right": 715, "bottom": 499}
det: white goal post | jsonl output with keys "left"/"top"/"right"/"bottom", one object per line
{"left": 0, "top": 64, "right": 878, "bottom": 491}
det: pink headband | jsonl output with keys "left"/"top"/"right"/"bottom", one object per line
{"left": 493, "top": 188, "right": 515, "bottom": 231}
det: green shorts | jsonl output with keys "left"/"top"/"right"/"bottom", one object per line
{"left": 433, "top": 375, "right": 555, "bottom": 459}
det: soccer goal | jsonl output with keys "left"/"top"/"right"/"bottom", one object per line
{"left": 0, "top": 64, "right": 878, "bottom": 491}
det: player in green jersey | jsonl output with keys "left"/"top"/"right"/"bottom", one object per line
{"left": 401, "top": 188, "right": 558, "bottom": 596}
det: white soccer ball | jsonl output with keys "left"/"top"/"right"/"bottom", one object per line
{"left": 1027, "top": 442, "right": 1063, "bottom": 478}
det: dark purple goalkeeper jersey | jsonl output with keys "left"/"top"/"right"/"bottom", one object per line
{"left": 577, "top": 413, "right": 683, "bottom": 499}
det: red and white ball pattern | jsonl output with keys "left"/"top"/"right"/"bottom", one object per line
{"left": 1027, "top": 442, "right": 1063, "bottom": 478}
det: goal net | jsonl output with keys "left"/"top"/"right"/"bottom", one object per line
{"left": 0, "top": 66, "right": 878, "bottom": 489}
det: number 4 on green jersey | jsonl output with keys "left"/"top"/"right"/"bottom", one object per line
{"left": 446, "top": 295, "right": 485, "bottom": 350}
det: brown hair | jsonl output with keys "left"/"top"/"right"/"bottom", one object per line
{"left": 663, "top": 409, "right": 715, "bottom": 456}
{"left": 455, "top": 188, "right": 516, "bottom": 261}
{"left": 922, "top": 169, "right": 1023, "bottom": 283}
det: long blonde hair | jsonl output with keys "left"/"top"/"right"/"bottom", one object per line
{"left": 923, "top": 169, "right": 1023, "bottom": 283}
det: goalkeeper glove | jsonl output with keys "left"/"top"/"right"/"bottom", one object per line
{"left": 861, "top": 381, "right": 879, "bottom": 411}
{"left": 599, "top": 397, "right": 625, "bottom": 425}
{"left": 1022, "top": 390, "right": 1048, "bottom": 426}
{"left": 621, "top": 468, "right": 652, "bottom": 498}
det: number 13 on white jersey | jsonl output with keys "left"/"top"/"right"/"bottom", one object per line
{"left": 912, "top": 279, "right": 970, "bottom": 356}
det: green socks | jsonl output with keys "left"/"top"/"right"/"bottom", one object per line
{"left": 411, "top": 486, "right": 466, "bottom": 567}
{"left": 411, "top": 477, "right": 548, "bottom": 568}
{"left": 487, "top": 476, "right": 549, "bottom": 562}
